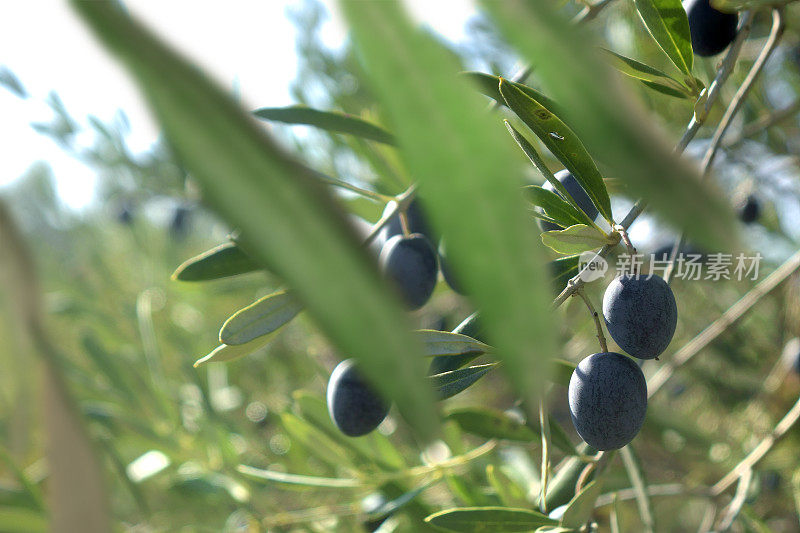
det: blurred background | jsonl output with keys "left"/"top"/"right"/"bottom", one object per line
{"left": 4, "top": 0, "right": 800, "bottom": 531}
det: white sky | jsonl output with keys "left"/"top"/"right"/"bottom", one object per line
{"left": 0, "top": 0, "right": 475, "bottom": 208}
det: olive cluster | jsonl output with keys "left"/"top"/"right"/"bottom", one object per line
{"left": 328, "top": 199, "right": 462, "bottom": 437}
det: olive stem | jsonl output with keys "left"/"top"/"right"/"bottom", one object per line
{"left": 361, "top": 184, "right": 417, "bottom": 247}
{"left": 309, "top": 169, "right": 392, "bottom": 203}
{"left": 575, "top": 288, "right": 608, "bottom": 353}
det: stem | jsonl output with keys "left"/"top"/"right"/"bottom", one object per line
{"left": 715, "top": 468, "right": 753, "bottom": 531}
{"left": 573, "top": 0, "right": 615, "bottom": 25}
{"left": 539, "top": 398, "right": 551, "bottom": 513}
{"left": 594, "top": 483, "right": 709, "bottom": 508}
{"left": 575, "top": 288, "right": 608, "bottom": 353}
{"left": 310, "top": 169, "right": 392, "bottom": 203}
{"left": 648, "top": 248, "right": 800, "bottom": 398}
{"left": 361, "top": 184, "right": 416, "bottom": 246}
{"left": 620, "top": 446, "right": 654, "bottom": 533}
{"left": 711, "top": 395, "right": 800, "bottom": 496}
{"left": 724, "top": 98, "right": 800, "bottom": 149}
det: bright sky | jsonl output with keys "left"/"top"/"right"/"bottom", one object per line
{"left": 0, "top": 0, "right": 475, "bottom": 208}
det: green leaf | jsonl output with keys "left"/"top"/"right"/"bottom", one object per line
{"left": 430, "top": 364, "right": 496, "bottom": 400}
{"left": 219, "top": 290, "right": 303, "bottom": 345}
{"left": 0, "top": 507, "right": 47, "bottom": 533}
{"left": 172, "top": 243, "right": 260, "bottom": 282}
{"left": 526, "top": 186, "right": 593, "bottom": 229}
{"left": 193, "top": 337, "right": 271, "bottom": 367}
{"left": 445, "top": 407, "right": 538, "bottom": 442}
{"left": 342, "top": 0, "right": 555, "bottom": 411}
{"left": 425, "top": 506, "right": 557, "bottom": 532}
{"left": 601, "top": 49, "right": 692, "bottom": 99}
{"left": 548, "top": 256, "right": 580, "bottom": 296}
{"left": 280, "top": 413, "right": 355, "bottom": 470}
{"left": 73, "top": 0, "right": 438, "bottom": 440}
{"left": 541, "top": 224, "right": 616, "bottom": 255}
{"left": 481, "top": 1, "right": 738, "bottom": 250}
{"left": 237, "top": 465, "right": 360, "bottom": 489}
{"left": 465, "top": 72, "right": 565, "bottom": 120}
{"left": 253, "top": 105, "right": 396, "bottom": 145}
{"left": 499, "top": 79, "right": 612, "bottom": 223}
{"left": 560, "top": 480, "right": 602, "bottom": 529}
{"left": 292, "top": 391, "right": 406, "bottom": 471}
{"left": 416, "top": 330, "right": 492, "bottom": 358}
{"left": 633, "top": 0, "right": 694, "bottom": 75}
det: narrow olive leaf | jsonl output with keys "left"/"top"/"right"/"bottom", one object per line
{"left": 342, "top": 0, "right": 555, "bottom": 411}
{"left": 425, "top": 506, "right": 557, "bottom": 532}
{"left": 640, "top": 80, "right": 694, "bottom": 99}
{"left": 548, "top": 256, "right": 580, "bottom": 296}
{"left": 481, "top": 1, "right": 737, "bottom": 250}
{"left": 504, "top": 121, "right": 575, "bottom": 207}
{"left": 716, "top": 0, "right": 792, "bottom": 8}
{"left": 601, "top": 48, "right": 692, "bottom": 98}
{"left": 237, "top": 465, "right": 361, "bottom": 489}
{"left": 465, "top": 71, "right": 564, "bottom": 119}
{"left": 219, "top": 290, "right": 303, "bottom": 345}
{"left": 526, "top": 186, "right": 593, "bottom": 228}
{"left": 445, "top": 407, "right": 538, "bottom": 442}
{"left": 366, "top": 485, "right": 429, "bottom": 521}
{"left": 430, "top": 364, "right": 496, "bottom": 400}
{"left": 499, "top": 80, "right": 612, "bottom": 224}
{"left": 416, "top": 330, "right": 492, "bottom": 358}
{"left": 428, "top": 314, "right": 488, "bottom": 375}
{"left": 560, "top": 480, "right": 602, "bottom": 529}
{"left": 253, "top": 105, "right": 396, "bottom": 145}
{"left": 280, "top": 413, "right": 356, "bottom": 470}
{"left": 541, "top": 224, "right": 617, "bottom": 255}
{"left": 547, "top": 418, "right": 579, "bottom": 457}
{"left": 172, "top": 242, "right": 260, "bottom": 281}
{"left": 194, "top": 336, "right": 271, "bottom": 367}
{"left": 633, "top": 0, "right": 693, "bottom": 76}
{"left": 73, "top": 0, "right": 437, "bottom": 440}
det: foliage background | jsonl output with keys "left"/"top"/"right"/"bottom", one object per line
{"left": 3, "top": 0, "right": 800, "bottom": 531}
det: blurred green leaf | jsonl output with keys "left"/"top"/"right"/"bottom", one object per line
{"left": 486, "top": 465, "right": 528, "bottom": 507}
{"left": 425, "top": 506, "right": 557, "bottom": 532}
{"left": 219, "top": 290, "right": 303, "bottom": 345}
{"left": 253, "top": 105, "right": 396, "bottom": 145}
{"left": 499, "top": 79, "right": 612, "bottom": 223}
{"left": 633, "top": 0, "right": 693, "bottom": 75}
{"left": 550, "top": 359, "right": 577, "bottom": 388}
{"left": 171, "top": 243, "right": 260, "bottom": 282}
{"left": 73, "top": 0, "right": 438, "bottom": 440}
{"left": 541, "top": 225, "right": 616, "bottom": 255}
{"left": 292, "top": 391, "right": 406, "bottom": 471}
{"left": 445, "top": 407, "right": 537, "bottom": 442}
{"left": 481, "top": 1, "right": 737, "bottom": 250}
{"left": 0, "top": 507, "right": 47, "bottom": 533}
{"left": 342, "top": 0, "right": 555, "bottom": 410}
{"left": 560, "top": 480, "right": 601, "bottom": 528}
{"left": 280, "top": 413, "right": 356, "bottom": 470}
{"left": 237, "top": 465, "right": 361, "bottom": 489}
{"left": 601, "top": 49, "right": 692, "bottom": 99}
{"left": 430, "top": 364, "right": 496, "bottom": 400}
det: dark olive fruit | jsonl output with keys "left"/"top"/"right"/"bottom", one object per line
{"left": 685, "top": 0, "right": 738, "bottom": 57}
{"left": 602, "top": 274, "right": 678, "bottom": 360}
{"left": 380, "top": 198, "right": 434, "bottom": 241}
{"left": 327, "top": 359, "right": 389, "bottom": 437}
{"left": 379, "top": 234, "right": 438, "bottom": 310}
{"left": 737, "top": 194, "right": 760, "bottom": 224}
{"left": 568, "top": 352, "right": 647, "bottom": 450}
{"left": 539, "top": 169, "right": 599, "bottom": 231}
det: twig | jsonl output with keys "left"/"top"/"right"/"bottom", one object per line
{"left": 575, "top": 288, "right": 608, "bottom": 352}
{"left": 594, "top": 483, "right": 708, "bottom": 508}
{"left": 539, "top": 399, "right": 551, "bottom": 513}
{"left": 362, "top": 184, "right": 416, "bottom": 246}
{"left": 648, "top": 248, "right": 800, "bottom": 398}
{"left": 573, "top": 0, "right": 615, "bottom": 25}
{"left": 620, "top": 446, "right": 655, "bottom": 533}
{"left": 712, "top": 394, "right": 800, "bottom": 495}
{"left": 724, "top": 98, "right": 800, "bottom": 148}
{"left": 310, "top": 169, "right": 391, "bottom": 203}
{"left": 716, "top": 468, "right": 753, "bottom": 530}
